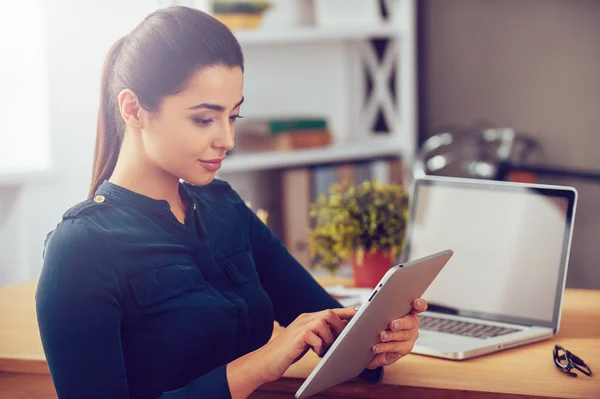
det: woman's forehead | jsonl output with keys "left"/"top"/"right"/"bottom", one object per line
{"left": 182, "top": 66, "right": 243, "bottom": 101}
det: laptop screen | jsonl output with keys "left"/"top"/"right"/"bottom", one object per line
{"left": 404, "top": 177, "right": 577, "bottom": 330}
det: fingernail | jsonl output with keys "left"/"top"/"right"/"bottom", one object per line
{"left": 393, "top": 321, "right": 400, "bottom": 330}
{"left": 354, "top": 306, "right": 360, "bottom": 312}
{"left": 382, "top": 332, "right": 390, "bottom": 341}
{"left": 374, "top": 345, "right": 381, "bottom": 353}
{"left": 416, "top": 299, "right": 423, "bottom": 308}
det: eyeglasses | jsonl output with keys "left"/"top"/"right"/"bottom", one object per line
{"left": 553, "top": 344, "right": 592, "bottom": 377}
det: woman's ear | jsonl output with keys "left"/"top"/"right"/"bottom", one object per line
{"left": 118, "top": 89, "right": 144, "bottom": 129}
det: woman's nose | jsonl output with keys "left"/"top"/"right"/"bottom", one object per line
{"left": 215, "top": 122, "right": 235, "bottom": 151}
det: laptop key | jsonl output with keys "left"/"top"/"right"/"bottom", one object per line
{"left": 419, "top": 315, "right": 522, "bottom": 339}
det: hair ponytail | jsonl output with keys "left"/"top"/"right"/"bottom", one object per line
{"left": 89, "top": 36, "right": 127, "bottom": 196}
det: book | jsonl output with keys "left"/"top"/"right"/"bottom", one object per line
{"left": 336, "top": 163, "right": 356, "bottom": 186}
{"left": 354, "top": 160, "right": 372, "bottom": 184}
{"left": 388, "top": 157, "right": 404, "bottom": 185}
{"left": 281, "top": 168, "right": 313, "bottom": 269}
{"left": 311, "top": 164, "right": 338, "bottom": 203}
{"left": 235, "top": 129, "right": 332, "bottom": 152}
{"left": 237, "top": 117, "right": 328, "bottom": 136}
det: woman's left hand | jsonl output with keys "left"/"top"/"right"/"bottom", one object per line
{"left": 366, "top": 298, "right": 428, "bottom": 369}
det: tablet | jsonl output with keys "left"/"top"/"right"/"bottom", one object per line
{"left": 295, "top": 249, "right": 454, "bottom": 399}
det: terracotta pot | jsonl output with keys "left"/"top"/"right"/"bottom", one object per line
{"left": 351, "top": 250, "right": 394, "bottom": 288}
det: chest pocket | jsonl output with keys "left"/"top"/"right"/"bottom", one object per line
{"left": 127, "top": 262, "right": 204, "bottom": 307}
{"left": 218, "top": 250, "right": 259, "bottom": 286}
{"left": 124, "top": 261, "right": 239, "bottom": 367}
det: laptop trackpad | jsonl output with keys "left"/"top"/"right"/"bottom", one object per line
{"left": 415, "top": 330, "right": 484, "bottom": 353}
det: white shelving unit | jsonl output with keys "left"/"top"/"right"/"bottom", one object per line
{"left": 222, "top": 136, "right": 404, "bottom": 173}
{"left": 234, "top": 24, "right": 402, "bottom": 45}
{"left": 216, "top": 0, "right": 417, "bottom": 181}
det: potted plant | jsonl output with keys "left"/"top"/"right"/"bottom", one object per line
{"left": 212, "top": 0, "right": 273, "bottom": 30}
{"left": 308, "top": 181, "right": 410, "bottom": 288}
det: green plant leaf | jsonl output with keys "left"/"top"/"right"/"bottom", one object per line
{"left": 308, "top": 180, "right": 409, "bottom": 273}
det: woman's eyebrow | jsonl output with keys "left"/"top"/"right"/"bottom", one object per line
{"left": 187, "top": 97, "right": 244, "bottom": 111}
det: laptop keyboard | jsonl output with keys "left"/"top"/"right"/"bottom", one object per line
{"left": 418, "top": 314, "right": 522, "bottom": 339}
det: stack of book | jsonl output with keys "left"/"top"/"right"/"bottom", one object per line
{"left": 234, "top": 117, "right": 333, "bottom": 153}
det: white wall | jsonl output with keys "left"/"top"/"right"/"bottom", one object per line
{"left": 0, "top": 1, "right": 156, "bottom": 287}
{"left": 0, "top": 1, "right": 51, "bottom": 177}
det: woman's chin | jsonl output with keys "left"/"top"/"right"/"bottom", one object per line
{"left": 181, "top": 172, "right": 216, "bottom": 187}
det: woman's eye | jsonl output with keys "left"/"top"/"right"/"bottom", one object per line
{"left": 194, "top": 118, "right": 213, "bottom": 126}
{"left": 230, "top": 115, "right": 244, "bottom": 123}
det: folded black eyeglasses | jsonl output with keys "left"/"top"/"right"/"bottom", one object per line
{"left": 553, "top": 344, "right": 592, "bottom": 377}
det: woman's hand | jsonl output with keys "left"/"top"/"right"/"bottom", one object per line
{"left": 254, "top": 306, "right": 358, "bottom": 383}
{"left": 365, "top": 298, "right": 428, "bottom": 369}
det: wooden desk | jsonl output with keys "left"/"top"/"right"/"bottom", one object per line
{"left": 1, "top": 279, "right": 599, "bottom": 399}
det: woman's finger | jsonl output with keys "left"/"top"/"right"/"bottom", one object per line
{"left": 312, "top": 318, "right": 336, "bottom": 351}
{"left": 389, "top": 314, "right": 420, "bottom": 331}
{"left": 367, "top": 350, "right": 406, "bottom": 369}
{"left": 331, "top": 306, "right": 359, "bottom": 321}
{"left": 302, "top": 330, "right": 324, "bottom": 357}
{"left": 366, "top": 352, "right": 388, "bottom": 369}
{"left": 372, "top": 341, "right": 415, "bottom": 356}
{"left": 410, "top": 298, "right": 428, "bottom": 314}
{"left": 320, "top": 309, "right": 350, "bottom": 337}
{"left": 379, "top": 328, "right": 419, "bottom": 343}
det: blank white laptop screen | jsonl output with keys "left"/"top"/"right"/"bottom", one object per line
{"left": 405, "top": 178, "right": 576, "bottom": 329}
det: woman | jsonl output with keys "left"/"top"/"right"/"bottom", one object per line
{"left": 35, "top": 6, "right": 427, "bottom": 399}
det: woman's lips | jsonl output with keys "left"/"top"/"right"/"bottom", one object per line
{"left": 198, "top": 159, "right": 223, "bottom": 172}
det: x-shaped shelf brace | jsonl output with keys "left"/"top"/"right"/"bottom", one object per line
{"left": 357, "top": 37, "right": 400, "bottom": 136}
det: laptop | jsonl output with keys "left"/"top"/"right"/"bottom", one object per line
{"left": 403, "top": 176, "right": 578, "bottom": 360}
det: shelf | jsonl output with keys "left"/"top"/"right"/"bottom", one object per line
{"left": 219, "top": 136, "right": 405, "bottom": 173}
{"left": 234, "top": 25, "right": 400, "bottom": 45}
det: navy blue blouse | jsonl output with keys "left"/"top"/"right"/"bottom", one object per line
{"left": 35, "top": 179, "right": 381, "bottom": 399}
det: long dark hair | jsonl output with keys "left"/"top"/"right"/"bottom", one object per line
{"left": 90, "top": 6, "right": 244, "bottom": 196}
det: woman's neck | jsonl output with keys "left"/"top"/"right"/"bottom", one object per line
{"left": 109, "top": 132, "right": 185, "bottom": 217}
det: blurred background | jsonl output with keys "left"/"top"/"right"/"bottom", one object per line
{"left": 0, "top": 0, "right": 598, "bottom": 289}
